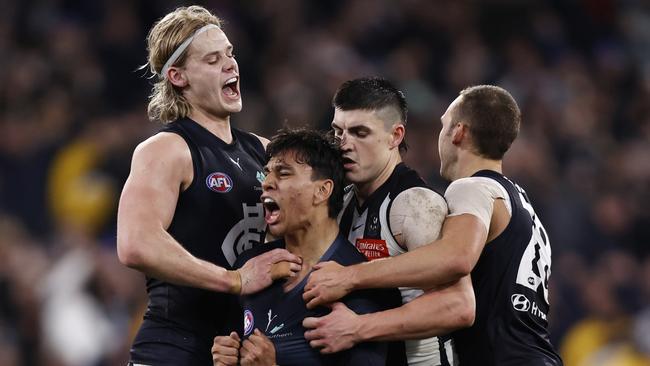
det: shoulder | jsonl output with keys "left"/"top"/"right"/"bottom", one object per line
{"left": 131, "top": 132, "right": 191, "bottom": 173}
{"left": 250, "top": 133, "right": 270, "bottom": 149}
{"left": 391, "top": 164, "right": 433, "bottom": 190}
{"left": 389, "top": 187, "right": 448, "bottom": 250}
{"left": 391, "top": 187, "right": 447, "bottom": 215}
{"left": 234, "top": 129, "right": 268, "bottom": 150}
{"left": 445, "top": 176, "right": 507, "bottom": 201}
{"left": 445, "top": 176, "right": 509, "bottom": 231}
{"left": 134, "top": 132, "right": 188, "bottom": 157}
{"left": 232, "top": 129, "right": 267, "bottom": 162}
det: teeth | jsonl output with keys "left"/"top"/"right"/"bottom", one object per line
{"left": 263, "top": 197, "right": 275, "bottom": 204}
{"left": 225, "top": 77, "right": 237, "bottom": 85}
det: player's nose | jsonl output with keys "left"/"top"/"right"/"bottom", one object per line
{"left": 261, "top": 173, "right": 275, "bottom": 191}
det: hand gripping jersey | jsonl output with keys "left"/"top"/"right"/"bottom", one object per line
{"left": 235, "top": 235, "right": 406, "bottom": 366}
{"left": 129, "top": 118, "right": 267, "bottom": 366}
{"left": 450, "top": 170, "right": 563, "bottom": 366}
{"left": 339, "top": 163, "right": 455, "bottom": 366}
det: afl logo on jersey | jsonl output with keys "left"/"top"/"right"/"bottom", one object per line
{"left": 206, "top": 172, "right": 233, "bottom": 193}
{"left": 243, "top": 309, "right": 255, "bottom": 336}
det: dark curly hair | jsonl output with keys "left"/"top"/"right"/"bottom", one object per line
{"left": 265, "top": 128, "right": 345, "bottom": 218}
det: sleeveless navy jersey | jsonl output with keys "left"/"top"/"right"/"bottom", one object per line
{"left": 450, "top": 170, "right": 563, "bottom": 366}
{"left": 339, "top": 163, "right": 454, "bottom": 366}
{"left": 234, "top": 235, "right": 406, "bottom": 366}
{"left": 130, "top": 118, "right": 267, "bottom": 366}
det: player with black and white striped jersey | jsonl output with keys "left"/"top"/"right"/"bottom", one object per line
{"left": 304, "top": 77, "right": 475, "bottom": 365}
{"left": 303, "top": 85, "right": 563, "bottom": 366}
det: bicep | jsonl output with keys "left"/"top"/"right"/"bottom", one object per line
{"left": 439, "top": 214, "right": 488, "bottom": 269}
{"left": 389, "top": 188, "right": 448, "bottom": 251}
{"left": 117, "top": 137, "right": 189, "bottom": 238}
{"left": 118, "top": 173, "right": 177, "bottom": 231}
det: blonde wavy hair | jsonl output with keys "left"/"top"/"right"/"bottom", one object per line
{"left": 145, "top": 6, "right": 222, "bottom": 123}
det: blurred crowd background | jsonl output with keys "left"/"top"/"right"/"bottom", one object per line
{"left": 1, "top": 0, "right": 649, "bottom": 365}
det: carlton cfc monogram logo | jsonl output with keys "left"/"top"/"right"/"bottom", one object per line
{"left": 206, "top": 172, "right": 233, "bottom": 193}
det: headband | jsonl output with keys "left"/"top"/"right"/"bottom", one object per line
{"left": 160, "top": 24, "right": 220, "bottom": 79}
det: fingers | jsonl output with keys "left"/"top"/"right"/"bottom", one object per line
{"left": 267, "top": 248, "right": 302, "bottom": 264}
{"left": 303, "top": 289, "right": 323, "bottom": 309}
{"left": 309, "top": 338, "right": 325, "bottom": 349}
{"left": 308, "top": 339, "right": 335, "bottom": 354}
{"left": 288, "top": 262, "right": 301, "bottom": 273}
{"left": 215, "top": 360, "right": 238, "bottom": 366}
{"left": 213, "top": 345, "right": 239, "bottom": 357}
{"left": 212, "top": 334, "right": 240, "bottom": 366}
{"left": 213, "top": 336, "right": 239, "bottom": 350}
{"left": 270, "top": 261, "right": 300, "bottom": 280}
{"left": 240, "top": 329, "right": 275, "bottom": 366}
{"left": 247, "top": 329, "right": 266, "bottom": 344}
{"left": 229, "top": 331, "right": 241, "bottom": 343}
{"left": 302, "top": 316, "right": 319, "bottom": 330}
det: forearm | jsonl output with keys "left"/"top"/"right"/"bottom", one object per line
{"left": 351, "top": 215, "right": 486, "bottom": 290}
{"left": 355, "top": 277, "right": 475, "bottom": 342}
{"left": 118, "top": 228, "right": 239, "bottom": 293}
{"left": 351, "top": 240, "right": 466, "bottom": 290}
{"left": 116, "top": 140, "right": 242, "bottom": 293}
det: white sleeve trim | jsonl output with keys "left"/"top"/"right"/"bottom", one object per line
{"left": 444, "top": 177, "right": 511, "bottom": 233}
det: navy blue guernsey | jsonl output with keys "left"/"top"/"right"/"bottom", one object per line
{"left": 451, "top": 170, "right": 562, "bottom": 366}
{"left": 234, "top": 234, "right": 405, "bottom": 366}
{"left": 129, "top": 118, "right": 267, "bottom": 366}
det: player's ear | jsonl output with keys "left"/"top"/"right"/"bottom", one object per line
{"left": 314, "top": 179, "right": 333, "bottom": 206}
{"left": 451, "top": 122, "right": 467, "bottom": 146}
{"left": 389, "top": 124, "right": 405, "bottom": 150}
{"left": 167, "top": 66, "right": 188, "bottom": 88}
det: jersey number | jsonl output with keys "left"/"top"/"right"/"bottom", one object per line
{"left": 514, "top": 185, "right": 552, "bottom": 304}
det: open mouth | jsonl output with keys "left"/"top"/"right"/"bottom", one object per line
{"left": 222, "top": 76, "right": 239, "bottom": 98}
{"left": 342, "top": 157, "right": 356, "bottom": 169}
{"left": 262, "top": 197, "right": 280, "bottom": 224}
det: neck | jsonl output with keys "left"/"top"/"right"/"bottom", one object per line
{"left": 355, "top": 153, "right": 401, "bottom": 206}
{"left": 451, "top": 150, "right": 503, "bottom": 180}
{"left": 284, "top": 215, "right": 339, "bottom": 266}
{"left": 189, "top": 109, "right": 233, "bottom": 143}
